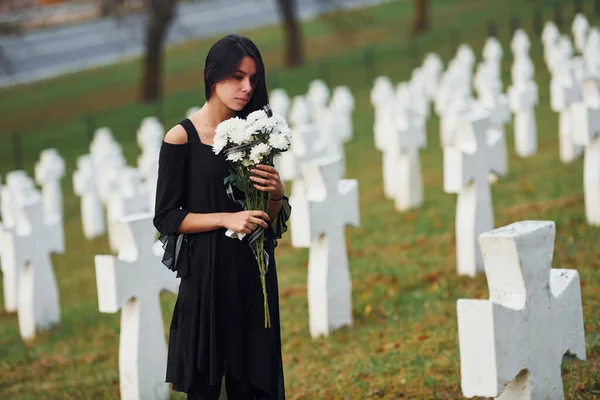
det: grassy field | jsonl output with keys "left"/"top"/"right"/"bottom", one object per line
{"left": 1, "top": 0, "right": 600, "bottom": 398}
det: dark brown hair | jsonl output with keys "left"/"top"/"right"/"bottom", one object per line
{"left": 204, "top": 34, "right": 269, "bottom": 118}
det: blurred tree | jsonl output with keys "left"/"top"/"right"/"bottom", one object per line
{"left": 139, "top": 0, "right": 177, "bottom": 102}
{"left": 101, "top": 0, "right": 176, "bottom": 102}
{"left": 276, "top": 0, "right": 304, "bottom": 67}
{"left": 0, "top": 21, "right": 21, "bottom": 76}
{"left": 411, "top": 0, "right": 429, "bottom": 35}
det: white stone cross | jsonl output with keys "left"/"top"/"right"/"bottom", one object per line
{"left": 270, "top": 88, "right": 291, "bottom": 119}
{"left": 319, "top": 97, "right": 348, "bottom": 175}
{"left": 457, "top": 44, "right": 476, "bottom": 78}
{"left": 511, "top": 29, "right": 531, "bottom": 59}
{"left": 137, "top": 117, "right": 164, "bottom": 152}
{"left": 107, "top": 167, "right": 151, "bottom": 252}
{"left": 137, "top": 118, "right": 164, "bottom": 212}
{"left": 90, "top": 127, "right": 116, "bottom": 158}
{"left": 440, "top": 93, "right": 475, "bottom": 147}
{"left": 277, "top": 95, "right": 309, "bottom": 182}
{"left": 550, "top": 57, "right": 585, "bottom": 164}
{"left": 382, "top": 82, "right": 410, "bottom": 199}
{"left": 95, "top": 213, "right": 178, "bottom": 400}
{"left": 408, "top": 68, "right": 430, "bottom": 121}
{"left": 483, "top": 37, "right": 503, "bottom": 65}
{"left": 371, "top": 76, "right": 397, "bottom": 152}
{"left": 34, "top": 149, "right": 65, "bottom": 222}
{"left": 476, "top": 37, "right": 503, "bottom": 94}
{"left": 542, "top": 21, "right": 560, "bottom": 49}
{"left": 584, "top": 28, "right": 600, "bottom": 75}
{"left": 476, "top": 79, "right": 510, "bottom": 179}
{"left": 543, "top": 21, "right": 561, "bottom": 70}
{"left": 304, "top": 157, "right": 359, "bottom": 338}
{"left": 444, "top": 108, "right": 504, "bottom": 276}
{"left": 448, "top": 45, "right": 476, "bottom": 96}
{"left": 3, "top": 186, "right": 64, "bottom": 339}
{"left": 0, "top": 170, "right": 31, "bottom": 230}
{"left": 306, "top": 79, "right": 330, "bottom": 134}
{"left": 571, "top": 74, "right": 600, "bottom": 225}
{"left": 329, "top": 85, "right": 355, "bottom": 144}
{"left": 73, "top": 155, "right": 106, "bottom": 239}
{"left": 0, "top": 171, "right": 36, "bottom": 313}
{"left": 287, "top": 104, "right": 329, "bottom": 248}
{"left": 457, "top": 220, "right": 586, "bottom": 399}
{"left": 572, "top": 13, "right": 589, "bottom": 54}
{"left": 481, "top": 37, "right": 503, "bottom": 84}
{"left": 91, "top": 132, "right": 127, "bottom": 205}
{"left": 422, "top": 52, "right": 444, "bottom": 101}
{"left": 392, "top": 106, "right": 426, "bottom": 211}
{"left": 186, "top": 106, "right": 200, "bottom": 117}
{"left": 508, "top": 59, "right": 539, "bottom": 158}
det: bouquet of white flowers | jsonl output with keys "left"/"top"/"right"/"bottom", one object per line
{"left": 212, "top": 105, "right": 292, "bottom": 327}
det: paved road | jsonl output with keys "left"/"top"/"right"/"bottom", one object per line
{"left": 0, "top": 0, "right": 387, "bottom": 87}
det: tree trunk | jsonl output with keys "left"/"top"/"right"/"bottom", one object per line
{"left": 411, "top": 0, "right": 429, "bottom": 35}
{"left": 139, "top": 0, "right": 176, "bottom": 102}
{"left": 276, "top": 0, "right": 303, "bottom": 67}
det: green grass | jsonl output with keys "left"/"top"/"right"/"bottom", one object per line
{"left": 1, "top": 0, "right": 600, "bottom": 398}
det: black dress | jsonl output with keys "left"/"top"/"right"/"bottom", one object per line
{"left": 153, "top": 118, "right": 290, "bottom": 399}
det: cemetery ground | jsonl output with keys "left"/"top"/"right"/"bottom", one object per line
{"left": 0, "top": 0, "right": 599, "bottom": 398}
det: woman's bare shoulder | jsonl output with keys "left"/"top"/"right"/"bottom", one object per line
{"left": 164, "top": 124, "right": 188, "bottom": 145}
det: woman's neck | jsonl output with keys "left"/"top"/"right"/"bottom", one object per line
{"left": 199, "top": 99, "right": 235, "bottom": 130}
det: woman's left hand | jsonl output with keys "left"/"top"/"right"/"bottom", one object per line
{"left": 250, "top": 164, "right": 284, "bottom": 199}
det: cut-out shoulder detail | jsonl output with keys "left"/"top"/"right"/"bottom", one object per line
{"left": 164, "top": 125, "right": 188, "bottom": 145}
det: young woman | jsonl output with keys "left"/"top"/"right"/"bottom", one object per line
{"left": 153, "top": 34, "right": 290, "bottom": 400}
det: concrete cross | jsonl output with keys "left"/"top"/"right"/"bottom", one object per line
{"left": 572, "top": 13, "right": 589, "bottom": 54}
{"left": 584, "top": 28, "right": 600, "bottom": 75}
{"left": 392, "top": 105, "right": 426, "bottom": 211}
{"left": 73, "top": 155, "right": 106, "bottom": 239}
{"left": 304, "top": 157, "right": 359, "bottom": 338}
{"left": 371, "top": 76, "right": 397, "bottom": 152}
{"left": 306, "top": 79, "right": 330, "bottom": 133}
{"left": 458, "top": 221, "right": 586, "bottom": 399}
{"left": 550, "top": 58, "right": 585, "bottom": 164}
{"left": 270, "top": 88, "right": 291, "bottom": 119}
{"left": 107, "top": 167, "right": 150, "bottom": 252}
{"left": 95, "top": 213, "right": 179, "bottom": 400}
{"left": 422, "top": 52, "right": 444, "bottom": 101}
{"left": 4, "top": 186, "right": 64, "bottom": 339}
{"left": 542, "top": 21, "right": 561, "bottom": 69}
{"left": 508, "top": 60, "right": 539, "bottom": 158}
{"left": 288, "top": 106, "right": 329, "bottom": 249}
{"left": 444, "top": 108, "right": 504, "bottom": 276}
{"left": 571, "top": 74, "right": 600, "bottom": 225}
{"left": 329, "top": 85, "right": 355, "bottom": 143}
{"left": 34, "top": 148, "right": 65, "bottom": 221}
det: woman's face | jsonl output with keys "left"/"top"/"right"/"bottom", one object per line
{"left": 214, "top": 56, "right": 257, "bottom": 112}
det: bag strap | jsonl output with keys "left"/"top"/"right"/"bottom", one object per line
{"left": 178, "top": 118, "right": 200, "bottom": 144}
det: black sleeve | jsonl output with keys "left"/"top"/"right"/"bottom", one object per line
{"left": 270, "top": 195, "right": 291, "bottom": 249}
{"left": 153, "top": 142, "right": 190, "bottom": 236}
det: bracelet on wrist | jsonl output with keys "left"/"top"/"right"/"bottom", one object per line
{"left": 269, "top": 194, "right": 284, "bottom": 201}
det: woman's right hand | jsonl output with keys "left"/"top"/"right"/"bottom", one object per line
{"left": 222, "top": 211, "right": 270, "bottom": 234}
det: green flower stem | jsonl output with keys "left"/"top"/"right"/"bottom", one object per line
{"left": 246, "top": 168, "right": 271, "bottom": 328}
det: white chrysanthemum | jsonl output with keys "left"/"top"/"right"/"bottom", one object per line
{"left": 241, "top": 158, "right": 254, "bottom": 167}
{"left": 268, "top": 132, "right": 290, "bottom": 150}
{"left": 276, "top": 123, "right": 292, "bottom": 140}
{"left": 269, "top": 114, "right": 291, "bottom": 139}
{"left": 271, "top": 113, "right": 287, "bottom": 126}
{"left": 212, "top": 134, "right": 228, "bottom": 155}
{"left": 249, "top": 142, "right": 271, "bottom": 164}
{"left": 226, "top": 151, "right": 245, "bottom": 162}
{"left": 217, "top": 117, "right": 248, "bottom": 145}
{"left": 246, "top": 110, "right": 268, "bottom": 124}
{"left": 244, "top": 118, "right": 273, "bottom": 142}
